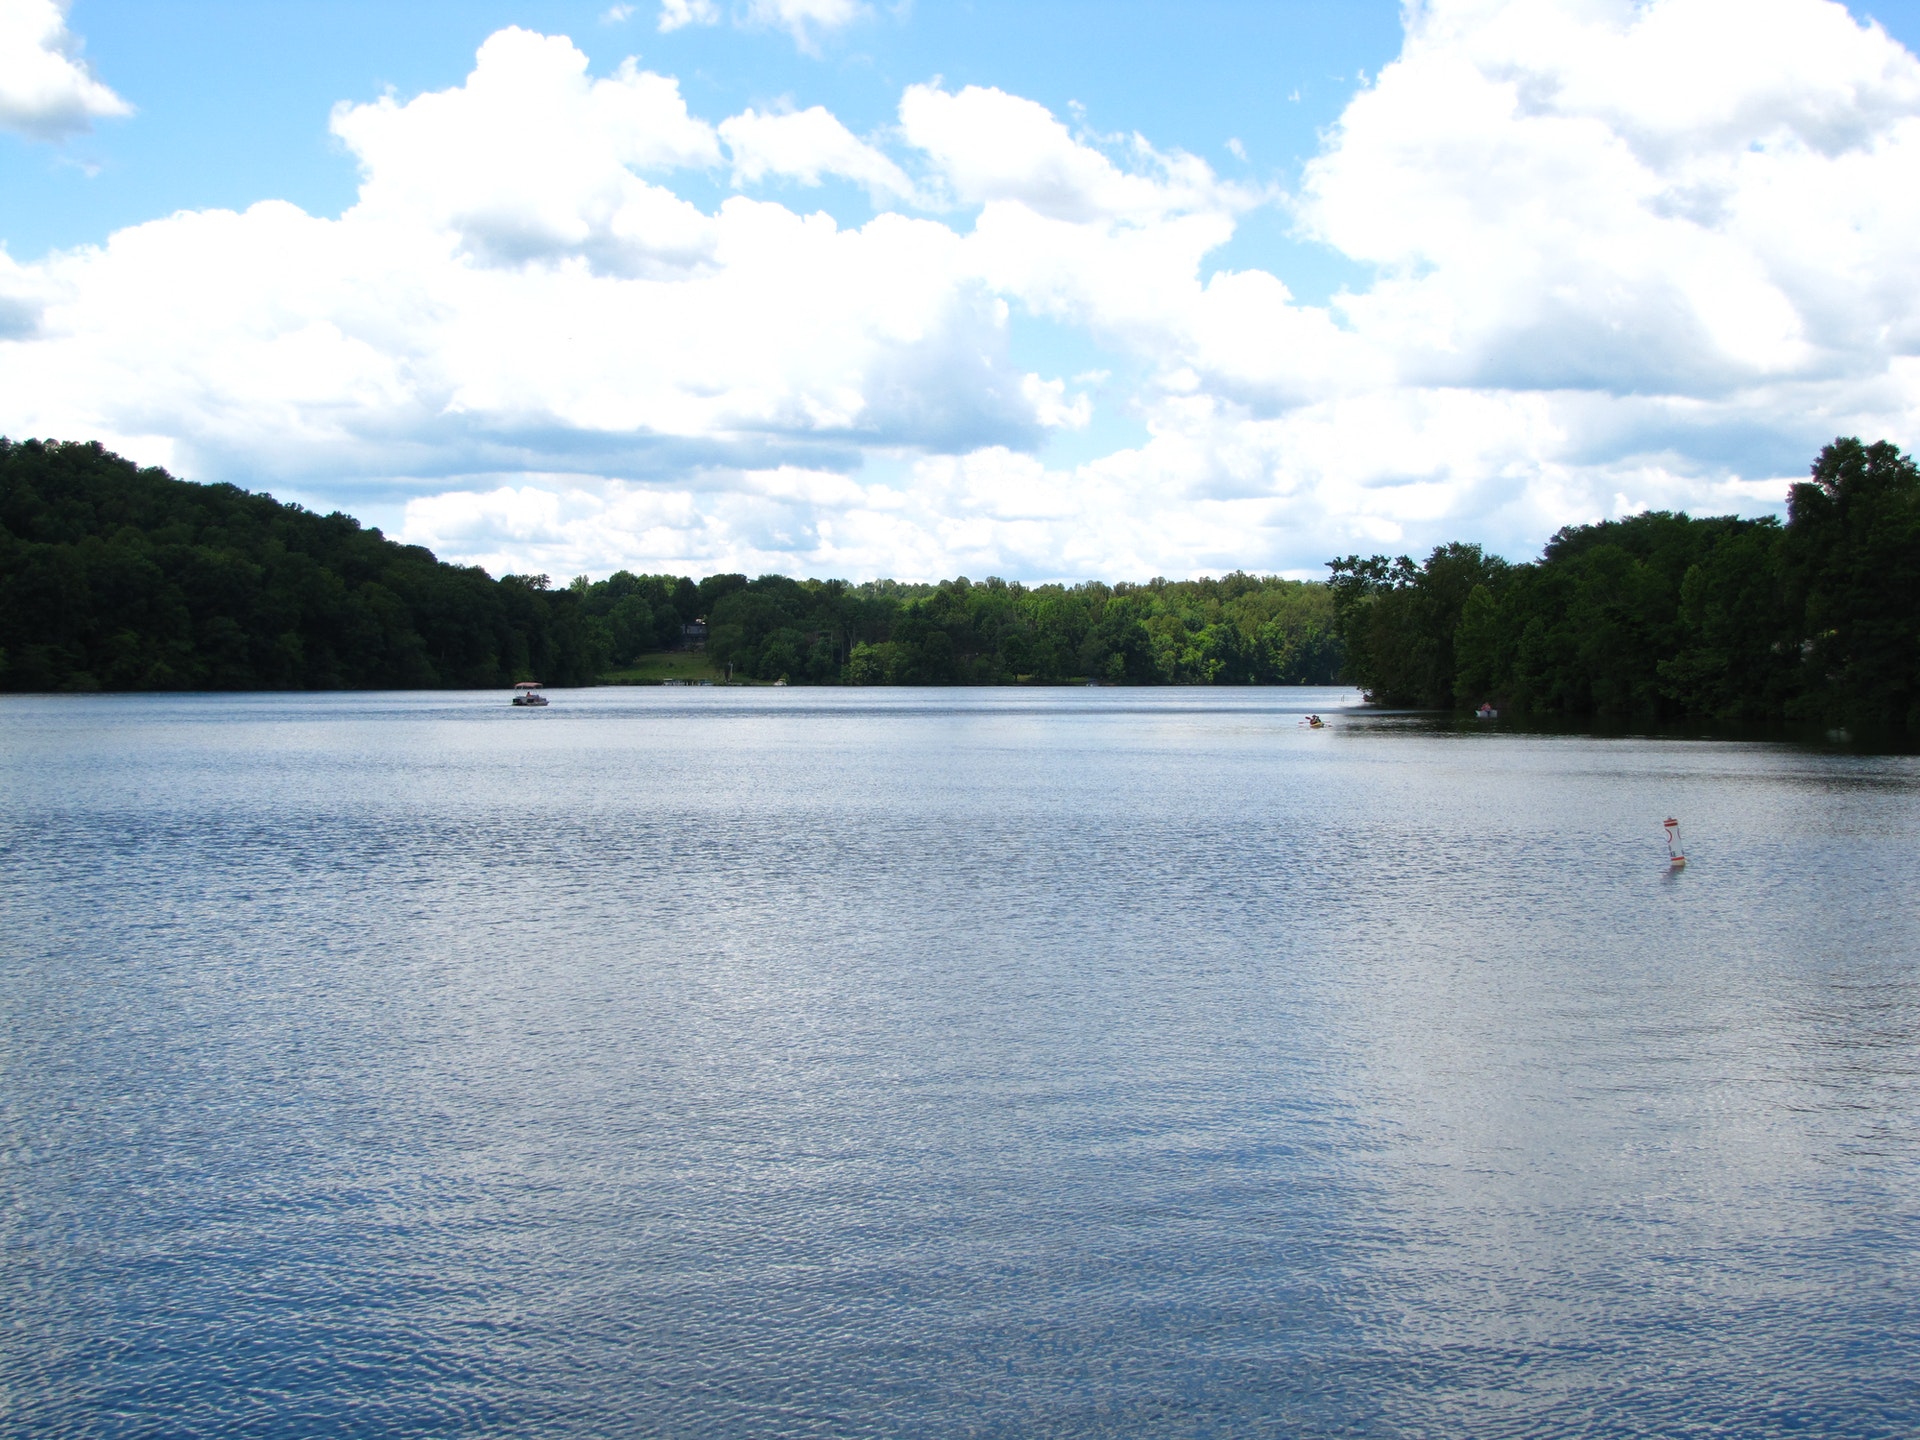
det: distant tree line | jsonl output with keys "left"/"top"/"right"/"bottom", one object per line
{"left": 0, "top": 438, "right": 1340, "bottom": 691}
{"left": 629, "top": 569, "right": 1342, "bottom": 686}
{"left": 1329, "top": 438, "right": 1920, "bottom": 734}
{"left": 13, "top": 435, "right": 1909, "bottom": 724}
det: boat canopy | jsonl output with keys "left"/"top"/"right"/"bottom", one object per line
{"left": 515, "top": 681, "right": 544, "bottom": 689}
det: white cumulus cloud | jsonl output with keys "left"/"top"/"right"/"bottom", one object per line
{"left": 0, "top": 28, "right": 1077, "bottom": 505}
{"left": 720, "top": 105, "right": 917, "bottom": 201}
{"left": 1298, "top": 0, "right": 1920, "bottom": 397}
{"left": 330, "top": 28, "right": 723, "bottom": 275}
{"left": 0, "top": 0, "right": 130, "bottom": 140}
{"left": 901, "top": 82, "right": 1243, "bottom": 225}
{"left": 4, "top": 3, "right": 1920, "bottom": 583}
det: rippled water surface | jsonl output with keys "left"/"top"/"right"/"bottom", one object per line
{"left": 3, "top": 688, "right": 1918, "bottom": 1438}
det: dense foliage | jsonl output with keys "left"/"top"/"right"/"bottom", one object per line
{"left": 1, "top": 438, "right": 1341, "bottom": 690}
{"left": 1329, "top": 438, "right": 1920, "bottom": 733}
{"left": 26, "top": 433, "right": 1908, "bottom": 716}
{"left": 604, "top": 570, "right": 1343, "bottom": 686}
{"left": 0, "top": 438, "right": 605, "bottom": 690}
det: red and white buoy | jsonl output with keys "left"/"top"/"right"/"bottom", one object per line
{"left": 1663, "top": 817, "right": 1686, "bottom": 869}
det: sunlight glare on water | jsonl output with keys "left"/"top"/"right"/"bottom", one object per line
{"left": 2, "top": 688, "right": 1917, "bottom": 1438}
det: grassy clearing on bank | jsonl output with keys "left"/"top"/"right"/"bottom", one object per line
{"left": 598, "top": 651, "right": 727, "bottom": 684}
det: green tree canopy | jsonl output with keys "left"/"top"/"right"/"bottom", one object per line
{"left": 0, "top": 438, "right": 605, "bottom": 691}
{"left": 1327, "top": 437, "right": 1920, "bottom": 734}
{"left": 1, "top": 437, "right": 1345, "bottom": 693}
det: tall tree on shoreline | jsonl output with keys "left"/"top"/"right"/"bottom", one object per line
{"left": 1328, "top": 437, "right": 1920, "bottom": 735}
{"left": 1785, "top": 439, "right": 1920, "bottom": 732}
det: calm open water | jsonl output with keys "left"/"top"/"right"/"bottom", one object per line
{"left": 2, "top": 687, "right": 1918, "bottom": 1439}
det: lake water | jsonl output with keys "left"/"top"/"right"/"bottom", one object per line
{"left": 3, "top": 687, "right": 1918, "bottom": 1438}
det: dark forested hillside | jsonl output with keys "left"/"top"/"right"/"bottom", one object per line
{"left": 0, "top": 438, "right": 1342, "bottom": 691}
{"left": 0, "top": 438, "right": 604, "bottom": 691}
{"left": 1329, "top": 437, "right": 1920, "bottom": 733}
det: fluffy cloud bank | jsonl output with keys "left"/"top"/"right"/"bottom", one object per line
{"left": 3, "top": 1, "right": 1919, "bottom": 580}
{"left": 0, "top": 0, "right": 129, "bottom": 140}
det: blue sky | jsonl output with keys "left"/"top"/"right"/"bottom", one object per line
{"left": 5, "top": 0, "right": 1920, "bottom": 580}
{"left": 6, "top": 2, "right": 1401, "bottom": 275}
